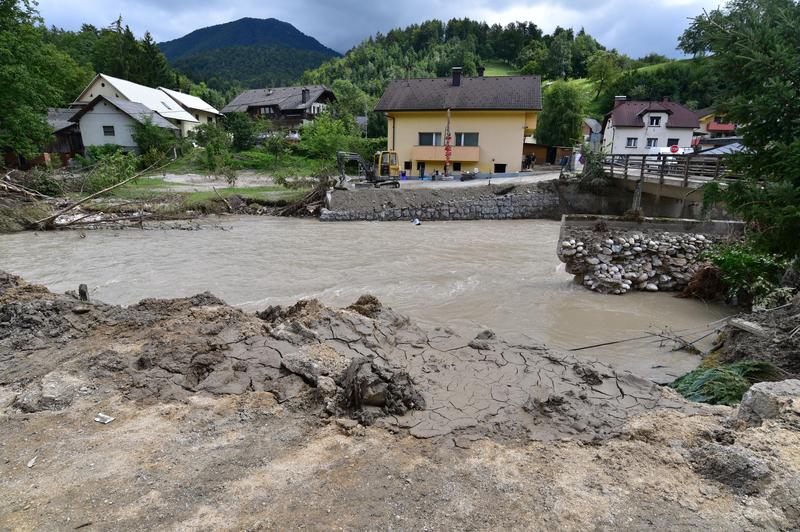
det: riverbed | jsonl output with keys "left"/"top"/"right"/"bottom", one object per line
{"left": 0, "top": 217, "right": 731, "bottom": 381}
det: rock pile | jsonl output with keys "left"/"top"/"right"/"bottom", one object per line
{"left": 558, "top": 228, "right": 715, "bottom": 294}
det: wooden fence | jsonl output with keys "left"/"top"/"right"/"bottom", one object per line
{"left": 603, "top": 154, "right": 741, "bottom": 188}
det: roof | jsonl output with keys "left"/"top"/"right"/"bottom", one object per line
{"left": 582, "top": 117, "right": 602, "bottom": 133}
{"left": 374, "top": 76, "right": 542, "bottom": 112}
{"left": 47, "top": 108, "right": 77, "bottom": 133}
{"left": 700, "top": 142, "right": 745, "bottom": 155}
{"left": 76, "top": 74, "right": 197, "bottom": 123}
{"left": 222, "top": 85, "right": 333, "bottom": 114}
{"left": 694, "top": 107, "right": 714, "bottom": 119}
{"left": 707, "top": 122, "right": 736, "bottom": 133}
{"left": 608, "top": 100, "right": 699, "bottom": 129}
{"left": 71, "top": 96, "right": 179, "bottom": 130}
{"left": 158, "top": 87, "right": 221, "bottom": 115}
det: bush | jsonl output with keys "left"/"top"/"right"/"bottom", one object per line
{"left": 132, "top": 118, "right": 178, "bottom": 165}
{"left": 671, "top": 360, "right": 781, "bottom": 405}
{"left": 578, "top": 148, "right": 610, "bottom": 192}
{"left": 77, "top": 144, "right": 124, "bottom": 167}
{"left": 704, "top": 242, "right": 789, "bottom": 306}
{"left": 82, "top": 151, "right": 139, "bottom": 194}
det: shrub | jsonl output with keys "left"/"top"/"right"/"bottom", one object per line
{"left": 132, "top": 118, "right": 178, "bottom": 165}
{"left": 704, "top": 241, "right": 789, "bottom": 306}
{"left": 82, "top": 151, "right": 139, "bottom": 194}
{"left": 671, "top": 360, "right": 781, "bottom": 405}
{"left": 578, "top": 148, "right": 611, "bottom": 192}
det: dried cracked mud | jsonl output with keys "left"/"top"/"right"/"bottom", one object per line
{"left": 1, "top": 272, "right": 799, "bottom": 530}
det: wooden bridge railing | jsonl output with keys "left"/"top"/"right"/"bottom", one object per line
{"left": 603, "top": 154, "right": 740, "bottom": 188}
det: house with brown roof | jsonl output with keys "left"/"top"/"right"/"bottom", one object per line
{"left": 374, "top": 67, "right": 542, "bottom": 176}
{"left": 602, "top": 97, "right": 699, "bottom": 155}
{"left": 694, "top": 107, "right": 739, "bottom": 150}
{"left": 222, "top": 85, "right": 335, "bottom": 130}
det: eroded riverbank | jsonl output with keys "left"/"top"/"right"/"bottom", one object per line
{"left": 1, "top": 271, "right": 798, "bottom": 530}
{"left": 0, "top": 217, "right": 731, "bottom": 381}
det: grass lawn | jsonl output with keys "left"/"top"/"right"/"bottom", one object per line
{"left": 483, "top": 59, "right": 519, "bottom": 76}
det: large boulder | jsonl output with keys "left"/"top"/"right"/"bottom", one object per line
{"left": 737, "top": 379, "right": 800, "bottom": 426}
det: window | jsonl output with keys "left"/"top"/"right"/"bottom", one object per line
{"left": 455, "top": 132, "right": 479, "bottom": 147}
{"left": 404, "top": 161, "right": 412, "bottom": 171}
{"left": 714, "top": 116, "right": 725, "bottom": 124}
{"left": 195, "top": 114, "right": 200, "bottom": 121}
{"left": 649, "top": 116, "right": 661, "bottom": 126}
{"left": 453, "top": 162, "right": 462, "bottom": 171}
{"left": 667, "top": 138, "right": 680, "bottom": 147}
{"left": 626, "top": 137, "right": 638, "bottom": 148}
{"left": 418, "top": 132, "right": 442, "bottom": 146}
{"left": 647, "top": 138, "right": 658, "bottom": 148}
{"left": 208, "top": 117, "right": 214, "bottom": 123}
{"left": 494, "top": 163, "right": 507, "bottom": 173}
{"left": 102, "top": 125, "right": 115, "bottom": 137}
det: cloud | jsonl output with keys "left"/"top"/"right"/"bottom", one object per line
{"left": 35, "top": 0, "right": 721, "bottom": 57}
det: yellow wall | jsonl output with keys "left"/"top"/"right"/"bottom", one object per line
{"left": 387, "top": 110, "right": 538, "bottom": 175}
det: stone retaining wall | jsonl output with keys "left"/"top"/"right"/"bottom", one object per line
{"left": 558, "top": 227, "right": 715, "bottom": 294}
{"left": 320, "top": 182, "right": 563, "bottom": 221}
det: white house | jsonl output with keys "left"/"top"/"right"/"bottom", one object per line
{"left": 159, "top": 87, "right": 222, "bottom": 136}
{"left": 73, "top": 74, "right": 220, "bottom": 138}
{"left": 71, "top": 96, "right": 178, "bottom": 152}
{"left": 602, "top": 97, "right": 699, "bottom": 155}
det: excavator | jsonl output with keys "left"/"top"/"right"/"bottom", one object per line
{"left": 336, "top": 150, "right": 401, "bottom": 189}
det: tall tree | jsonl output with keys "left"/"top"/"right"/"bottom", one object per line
{"left": 0, "top": 0, "right": 92, "bottom": 157}
{"left": 535, "top": 81, "right": 584, "bottom": 146}
{"left": 681, "top": 0, "right": 800, "bottom": 254}
{"left": 587, "top": 50, "right": 623, "bottom": 99}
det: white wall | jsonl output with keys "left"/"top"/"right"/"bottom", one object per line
{"left": 603, "top": 112, "right": 694, "bottom": 155}
{"left": 78, "top": 102, "right": 138, "bottom": 150}
{"left": 179, "top": 110, "right": 217, "bottom": 137}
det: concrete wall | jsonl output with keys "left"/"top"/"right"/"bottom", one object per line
{"left": 387, "top": 110, "right": 538, "bottom": 176}
{"left": 78, "top": 102, "right": 138, "bottom": 150}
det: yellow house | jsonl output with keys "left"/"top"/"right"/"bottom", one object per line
{"left": 374, "top": 68, "right": 541, "bottom": 176}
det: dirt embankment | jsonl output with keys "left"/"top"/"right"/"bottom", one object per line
{"left": 1, "top": 272, "right": 799, "bottom": 530}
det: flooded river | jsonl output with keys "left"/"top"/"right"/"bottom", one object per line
{"left": 0, "top": 217, "right": 731, "bottom": 381}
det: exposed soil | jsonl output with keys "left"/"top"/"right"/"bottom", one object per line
{"left": 716, "top": 300, "right": 800, "bottom": 378}
{"left": 1, "top": 272, "right": 799, "bottom": 530}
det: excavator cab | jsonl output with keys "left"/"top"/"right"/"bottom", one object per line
{"left": 374, "top": 151, "right": 400, "bottom": 178}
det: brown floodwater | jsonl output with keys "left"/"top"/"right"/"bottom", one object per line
{"left": 0, "top": 217, "right": 731, "bottom": 381}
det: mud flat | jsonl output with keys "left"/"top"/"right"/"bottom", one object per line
{"left": 1, "top": 272, "right": 799, "bottom": 529}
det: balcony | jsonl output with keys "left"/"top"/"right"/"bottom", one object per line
{"left": 411, "top": 145, "right": 480, "bottom": 162}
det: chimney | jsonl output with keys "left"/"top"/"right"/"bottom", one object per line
{"left": 662, "top": 96, "right": 671, "bottom": 102}
{"left": 301, "top": 88, "right": 310, "bottom": 104}
{"left": 452, "top": 67, "right": 462, "bottom": 87}
{"left": 477, "top": 65, "right": 485, "bottom": 77}
{"left": 614, "top": 95, "right": 627, "bottom": 108}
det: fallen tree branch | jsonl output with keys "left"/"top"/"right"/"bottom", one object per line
{"left": 212, "top": 186, "right": 233, "bottom": 213}
{"left": 31, "top": 159, "right": 169, "bottom": 230}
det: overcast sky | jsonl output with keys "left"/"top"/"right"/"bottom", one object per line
{"left": 36, "top": 0, "right": 722, "bottom": 57}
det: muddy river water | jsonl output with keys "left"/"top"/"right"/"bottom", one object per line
{"left": 0, "top": 217, "right": 731, "bottom": 381}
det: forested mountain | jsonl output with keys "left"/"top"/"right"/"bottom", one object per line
{"left": 157, "top": 18, "right": 340, "bottom": 90}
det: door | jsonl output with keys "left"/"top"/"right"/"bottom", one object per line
{"left": 417, "top": 161, "right": 426, "bottom": 178}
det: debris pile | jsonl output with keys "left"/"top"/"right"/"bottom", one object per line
{"left": 558, "top": 228, "right": 715, "bottom": 294}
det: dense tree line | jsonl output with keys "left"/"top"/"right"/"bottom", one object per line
{"left": 301, "top": 19, "right": 609, "bottom": 95}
